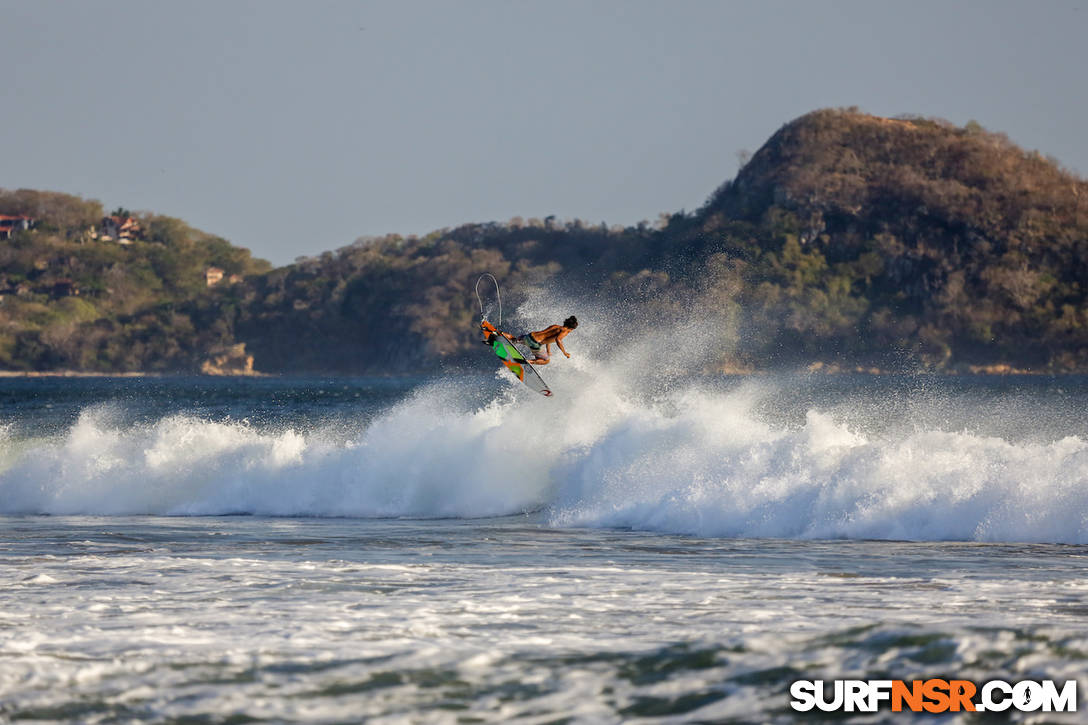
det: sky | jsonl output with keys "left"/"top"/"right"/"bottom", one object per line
{"left": 3, "top": 1, "right": 1086, "bottom": 266}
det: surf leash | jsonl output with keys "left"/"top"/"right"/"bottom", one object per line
{"left": 475, "top": 273, "right": 501, "bottom": 326}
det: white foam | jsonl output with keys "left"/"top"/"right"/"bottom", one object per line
{"left": 550, "top": 394, "right": 1088, "bottom": 544}
{"left": 1, "top": 295, "right": 1086, "bottom": 543}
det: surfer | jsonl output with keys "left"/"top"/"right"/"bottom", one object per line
{"left": 480, "top": 317, "right": 577, "bottom": 365}
{"left": 512, "top": 316, "right": 578, "bottom": 365}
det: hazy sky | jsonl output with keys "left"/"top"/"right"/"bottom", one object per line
{"left": 3, "top": 1, "right": 1086, "bottom": 265}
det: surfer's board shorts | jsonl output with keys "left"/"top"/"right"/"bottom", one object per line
{"left": 519, "top": 334, "right": 548, "bottom": 361}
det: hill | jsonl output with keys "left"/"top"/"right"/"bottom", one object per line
{"left": 1, "top": 108, "right": 1086, "bottom": 374}
{"left": 0, "top": 189, "right": 269, "bottom": 372}
{"left": 696, "top": 109, "right": 1088, "bottom": 370}
{"left": 228, "top": 109, "right": 1088, "bottom": 374}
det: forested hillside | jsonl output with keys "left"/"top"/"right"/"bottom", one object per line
{"left": 695, "top": 109, "right": 1088, "bottom": 370}
{"left": 2, "top": 108, "right": 1086, "bottom": 374}
{"left": 231, "top": 109, "right": 1088, "bottom": 373}
{"left": 0, "top": 189, "right": 269, "bottom": 372}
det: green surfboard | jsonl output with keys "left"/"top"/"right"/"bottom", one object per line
{"left": 490, "top": 336, "right": 552, "bottom": 397}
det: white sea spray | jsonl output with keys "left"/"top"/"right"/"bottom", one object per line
{"left": 1, "top": 294, "right": 1086, "bottom": 543}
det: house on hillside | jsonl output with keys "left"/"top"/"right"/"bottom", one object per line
{"left": 205, "top": 268, "right": 242, "bottom": 287}
{"left": 205, "top": 267, "right": 225, "bottom": 286}
{"left": 96, "top": 215, "right": 143, "bottom": 243}
{"left": 0, "top": 214, "right": 34, "bottom": 240}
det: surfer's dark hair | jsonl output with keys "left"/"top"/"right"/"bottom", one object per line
{"left": 563, "top": 316, "right": 578, "bottom": 329}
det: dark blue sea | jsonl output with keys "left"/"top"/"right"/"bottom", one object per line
{"left": 2, "top": 372, "right": 1087, "bottom": 722}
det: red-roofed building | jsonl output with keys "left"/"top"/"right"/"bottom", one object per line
{"left": 98, "top": 215, "right": 142, "bottom": 243}
{"left": 0, "top": 214, "right": 34, "bottom": 240}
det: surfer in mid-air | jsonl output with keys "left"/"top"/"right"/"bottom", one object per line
{"left": 481, "top": 316, "right": 578, "bottom": 365}
{"left": 475, "top": 275, "right": 568, "bottom": 396}
{"left": 510, "top": 316, "right": 578, "bottom": 365}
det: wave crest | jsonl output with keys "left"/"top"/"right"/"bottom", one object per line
{"left": 2, "top": 370, "right": 1087, "bottom": 543}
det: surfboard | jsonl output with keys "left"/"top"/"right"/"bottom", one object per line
{"left": 482, "top": 321, "right": 552, "bottom": 396}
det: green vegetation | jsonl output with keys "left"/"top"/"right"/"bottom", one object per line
{"left": 0, "top": 189, "right": 270, "bottom": 371}
{"left": 2, "top": 108, "right": 1086, "bottom": 374}
{"left": 696, "top": 109, "right": 1088, "bottom": 371}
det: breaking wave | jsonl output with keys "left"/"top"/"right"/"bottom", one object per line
{"left": 2, "top": 296, "right": 1087, "bottom": 544}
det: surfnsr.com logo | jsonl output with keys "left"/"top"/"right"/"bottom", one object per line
{"left": 790, "top": 679, "right": 1077, "bottom": 713}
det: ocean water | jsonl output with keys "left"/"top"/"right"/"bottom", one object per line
{"left": 2, "top": 370, "right": 1088, "bottom": 723}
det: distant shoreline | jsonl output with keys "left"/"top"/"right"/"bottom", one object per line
{"left": 0, "top": 370, "right": 278, "bottom": 378}
{"left": 0, "top": 367, "right": 1081, "bottom": 379}
{"left": 0, "top": 371, "right": 161, "bottom": 378}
